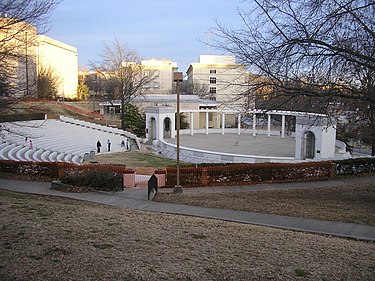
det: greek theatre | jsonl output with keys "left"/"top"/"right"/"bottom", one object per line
{"left": 145, "top": 106, "right": 349, "bottom": 164}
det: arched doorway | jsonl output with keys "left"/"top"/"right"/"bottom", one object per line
{"left": 163, "top": 117, "right": 171, "bottom": 139}
{"left": 150, "top": 117, "right": 157, "bottom": 140}
{"left": 303, "top": 131, "right": 315, "bottom": 159}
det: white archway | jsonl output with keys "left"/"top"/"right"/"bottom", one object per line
{"left": 150, "top": 117, "right": 157, "bottom": 140}
{"left": 163, "top": 117, "right": 172, "bottom": 139}
{"left": 302, "top": 131, "right": 316, "bottom": 159}
{"left": 145, "top": 106, "right": 176, "bottom": 141}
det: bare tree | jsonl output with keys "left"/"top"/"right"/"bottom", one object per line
{"left": 213, "top": 0, "right": 375, "bottom": 155}
{"left": 91, "top": 38, "right": 157, "bottom": 129}
{"left": 37, "top": 66, "right": 60, "bottom": 100}
{"left": 182, "top": 79, "right": 210, "bottom": 98}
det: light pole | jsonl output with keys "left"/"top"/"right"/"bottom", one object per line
{"left": 173, "top": 72, "right": 183, "bottom": 194}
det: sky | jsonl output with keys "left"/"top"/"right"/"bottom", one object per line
{"left": 46, "top": 0, "right": 248, "bottom": 73}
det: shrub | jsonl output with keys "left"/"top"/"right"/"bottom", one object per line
{"left": 334, "top": 158, "right": 375, "bottom": 176}
{"left": 61, "top": 170, "right": 122, "bottom": 191}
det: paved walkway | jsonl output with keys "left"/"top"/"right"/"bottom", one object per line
{"left": 168, "top": 133, "right": 295, "bottom": 157}
{"left": 1, "top": 176, "right": 374, "bottom": 241}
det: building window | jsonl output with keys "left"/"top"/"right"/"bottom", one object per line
{"left": 210, "top": 69, "right": 216, "bottom": 74}
{"left": 209, "top": 87, "right": 216, "bottom": 94}
{"left": 210, "top": 77, "right": 216, "bottom": 84}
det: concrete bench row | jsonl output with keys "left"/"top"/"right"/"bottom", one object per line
{"left": 0, "top": 141, "right": 83, "bottom": 164}
{"left": 0, "top": 117, "right": 133, "bottom": 165}
{"left": 59, "top": 116, "right": 141, "bottom": 149}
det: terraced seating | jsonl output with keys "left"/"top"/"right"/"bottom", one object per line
{"left": 0, "top": 117, "right": 131, "bottom": 164}
{"left": 59, "top": 116, "right": 141, "bottom": 150}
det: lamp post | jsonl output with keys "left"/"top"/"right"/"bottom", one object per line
{"left": 173, "top": 72, "right": 183, "bottom": 194}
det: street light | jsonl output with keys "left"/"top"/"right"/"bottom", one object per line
{"left": 173, "top": 71, "right": 183, "bottom": 194}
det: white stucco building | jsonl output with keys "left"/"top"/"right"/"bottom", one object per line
{"left": 36, "top": 35, "right": 78, "bottom": 99}
{"left": 0, "top": 18, "right": 78, "bottom": 99}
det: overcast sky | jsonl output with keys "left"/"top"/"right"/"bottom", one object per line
{"left": 47, "top": 0, "right": 248, "bottom": 73}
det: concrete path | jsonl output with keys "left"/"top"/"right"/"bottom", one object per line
{"left": 1, "top": 177, "right": 374, "bottom": 241}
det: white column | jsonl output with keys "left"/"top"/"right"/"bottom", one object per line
{"left": 237, "top": 113, "right": 241, "bottom": 135}
{"left": 267, "top": 114, "right": 271, "bottom": 137}
{"left": 205, "top": 111, "right": 209, "bottom": 135}
{"left": 252, "top": 113, "right": 256, "bottom": 137}
{"left": 157, "top": 116, "right": 164, "bottom": 140}
{"left": 190, "top": 112, "right": 194, "bottom": 136}
{"left": 281, "top": 114, "right": 286, "bottom": 139}
{"left": 221, "top": 113, "right": 225, "bottom": 135}
{"left": 171, "top": 115, "right": 176, "bottom": 139}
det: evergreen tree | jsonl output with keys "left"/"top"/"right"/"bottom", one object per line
{"left": 122, "top": 104, "right": 145, "bottom": 137}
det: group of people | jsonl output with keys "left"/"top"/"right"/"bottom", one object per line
{"left": 96, "top": 139, "right": 129, "bottom": 153}
{"left": 25, "top": 137, "right": 129, "bottom": 154}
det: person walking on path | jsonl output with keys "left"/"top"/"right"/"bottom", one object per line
{"left": 96, "top": 140, "right": 102, "bottom": 153}
{"left": 107, "top": 139, "right": 111, "bottom": 152}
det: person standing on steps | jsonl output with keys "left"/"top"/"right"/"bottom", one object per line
{"left": 96, "top": 140, "right": 102, "bottom": 153}
{"left": 29, "top": 139, "right": 33, "bottom": 149}
{"left": 107, "top": 139, "right": 111, "bottom": 152}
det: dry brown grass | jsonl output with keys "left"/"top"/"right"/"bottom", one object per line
{"left": 155, "top": 183, "right": 375, "bottom": 226}
{"left": 1, "top": 189, "right": 374, "bottom": 281}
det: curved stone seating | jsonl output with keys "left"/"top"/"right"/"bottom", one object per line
{"left": 0, "top": 142, "right": 9, "bottom": 150}
{"left": 1, "top": 117, "right": 132, "bottom": 164}
{"left": 64, "top": 153, "right": 73, "bottom": 162}
{"left": 32, "top": 149, "right": 44, "bottom": 162}
{"left": 8, "top": 144, "right": 23, "bottom": 161}
{"left": 48, "top": 151, "right": 59, "bottom": 162}
{"left": 16, "top": 146, "right": 29, "bottom": 161}
{"left": 0, "top": 143, "right": 16, "bottom": 160}
{"left": 71, "top": 155, "right": 82, "bottom": 164}
{"left": 59, "top": 115, "right": 140, "bottom": 149}
{"left": 56, "top": 152, "right": 66, "bottom": 162}
{"left": 41, "top": 150, "right": 51, "bottom": 162}
{"left": 24, "top": 148, "right": 37, "bottom": 162}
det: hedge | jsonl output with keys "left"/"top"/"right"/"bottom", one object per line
{"left": 334, "top": 158, "right": 375, "bottom": 176}
{"left": 0, "top": 160, "right": 127, "bottom": 181}
{"left": 166, "top": 161, "right": 334, "bottom": 187}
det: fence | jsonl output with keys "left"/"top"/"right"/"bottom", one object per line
{"left": 1, "top": 157, "right": 374, "bottom": 188}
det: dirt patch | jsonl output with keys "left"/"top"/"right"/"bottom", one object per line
{"left": 1, "top": 189, "right": 374, "bottom": 280}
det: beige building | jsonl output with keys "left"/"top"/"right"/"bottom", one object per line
{"left": 0, "top": 18, "right": 78, "bottom": 99}
{"left": 141, "top": 58, "right": 178, "bottom": 95}
{"left": 186, "top": 55, "right": 252, "bottom": 110}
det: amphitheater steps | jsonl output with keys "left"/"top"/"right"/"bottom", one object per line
{"left": 16, "top": 146, "right": 29, "bottom": 161}
{"left": 0, "top": 143, "right": 16, "bottom": 160}
{"left": 8, "top": 145, "right": 24, "bottom": 161}
{"left": 24, "top": 148, "right": 37, "bottom": 162}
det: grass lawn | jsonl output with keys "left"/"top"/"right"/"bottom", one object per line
{"left": 155, "top": 182, "right": 375, "bottom": 226}
{"left": 1, "top": 189, "right": 374, "bottom": 280}
{"left": 92, "top": 150, "right": 179, "bottom": 174}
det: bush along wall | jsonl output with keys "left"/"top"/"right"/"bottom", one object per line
{"left": 60, "top": 169, "right": 123, "bottom": 192}
{"left": 0, "top": 160, "right": 127, "bottom": 185}
{"left": 0, "top": 160, "right": 59, "bottom": 181}
{"left": 166, "top": 161, "right": 334, "bottom": 187}
{"left": 334, "top": 158, "right": 375, "bottom": 176}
